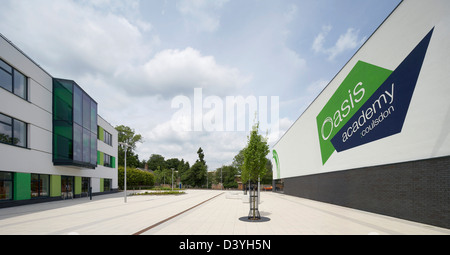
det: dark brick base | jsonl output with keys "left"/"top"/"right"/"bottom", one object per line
{"left": 280, "top": 156, "right": 450, "bottom": 229}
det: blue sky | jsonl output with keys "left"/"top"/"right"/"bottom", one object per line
{"left": 0, "top": 0, "right": 401, "bottom": 169}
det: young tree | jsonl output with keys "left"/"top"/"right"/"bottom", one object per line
{"left": 241, "top": 122, "right": 270, "bottom": 184}
{"left": 242, "top": 122, "right": 269, "bottom": 220}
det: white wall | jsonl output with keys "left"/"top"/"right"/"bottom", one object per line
{"left": 273, "top": 0, "right": 450, "bottom": 179}
{"left": 97, "top": 115, "right": 119, "bottom": 189}
{"left": 0, "top": 33, "right": 118, "bottom": 189}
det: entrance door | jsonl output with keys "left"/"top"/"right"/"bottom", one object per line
{"left": 61, "top": 176, "right": 74, "bottom": 199}
{"left": 81, "top": 177, "right": 91, "bottom": 197}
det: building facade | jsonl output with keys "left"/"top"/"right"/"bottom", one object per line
{"left": 272, "top": 0, "right": 450, "bottom": 229}
{"left": 0, "top": 33, "right": 118, "bottom": 207}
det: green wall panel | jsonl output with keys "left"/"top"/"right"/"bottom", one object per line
{"left": 74, "top": 176, "right": 82, "bottom": 195}
{"left": 50, "top": 175, "right": 61, "bottom": 197}
{"left": 14, "top": 172, "right": 31, "bottom": 201}
{"left": 100, "top": 178, "right": 104, "bottom": 192}
{"left": 97, "top": 151, "right": 104, "bottom": 166}
{"left": 111, "top": 156, "right": 116, "bottom": 169}
{"left": 98, "top": 126, "right": 104, "bottom": 141}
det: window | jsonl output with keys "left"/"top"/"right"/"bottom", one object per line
{"left": 0, "top": 113, "right": 27, "bottom": 148}
{"left": 13, "top": 119, "right": 27, "bottom": 147}
{"left": 104, "top": 154, "right": 111, "bottom": 167}
{"left": 104, "top": 130, "right": 112, "bottom": 146}
{"left": 73, "top": 123, "right": 83, "bottom": 162}
{"left": 53, "top": 79, "right": 97, "bottom": 169}
{"left": 0, "top": 172, "right": 13, "bottom": 201}
{"left": 0, "top": 59, "right": 28, "bottom": 100}
{"left": 73, "top": 85, "right": 82, "bottom": 125}
{"left": 0, "top": 61, "right": 12, "bottom": 92}
{"left": 83, "top": 128, "right": 90, "bottom": 163}
{"left": 61, "top": 176, "right": 74, "bottom": 199}
{"left": 82, "top": 93, "right": 90, "bottom": 130}
{"left": 14, "top": 71, "right": 27, "bottom": 99}
{"left": 81, "top": 177, "right": 90, "bottom": 197}
{"left": 104, "top": 179, "right": 111, "bottom": 192}
{"left": 0, "top": 114, "right": 12, "bottom": 144}
{"left": 31, "top": 174, "right": 49, "bottom": 198}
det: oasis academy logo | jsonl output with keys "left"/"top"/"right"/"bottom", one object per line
{"left": 317, "top": 28, "right": 434, "bottom": 165}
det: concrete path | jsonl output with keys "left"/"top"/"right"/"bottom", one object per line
{"left": 0, "top": 189, "right": 448, "bottom": 235}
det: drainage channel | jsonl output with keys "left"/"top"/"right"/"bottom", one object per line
{"left": 132, "top": 192, "right": 224, "bottom": 235}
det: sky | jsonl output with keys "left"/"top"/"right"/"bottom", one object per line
{"left": 0, "top": 0, "right": 401, "bottom": 170}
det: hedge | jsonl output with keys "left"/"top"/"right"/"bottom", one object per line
{"left": 118, "top": 166, "right": 155, "bottom": 190}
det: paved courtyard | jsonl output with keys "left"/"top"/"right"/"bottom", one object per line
{"left": 0, "top": 189, "right": 448, "bottom": 235}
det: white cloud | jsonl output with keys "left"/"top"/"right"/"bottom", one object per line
{"left": 142, "top": 48, "right": 250, "bottom": 97}
{"left": 176, "top": 0, "right": 230, "bottom": 32}
{"left": 0, "top": 0, "right": 254, "bottom": 170}
{"left": 0, "top": 0, "right": 248, "bottom": 99}
{"left": 0, "top": 0, "right": 154, "bottom": 78}
{"left": 115, "top": 47, "right": 252, "bottom": 98}
{"left": 312, "top": 26, "right": 366, "bottom": 61}
{"left": 312, "top": 25, "right": 332, "bottom": 53}
{"left": 138, "top": 116, "right": 249, "bottom": 169}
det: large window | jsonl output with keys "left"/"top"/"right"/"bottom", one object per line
{"left": 104, "top": 130, "right": 112, "bottom": 146}
{"left": 104, "top": 179, "right": 112, "bottom": 192}
{"left": 0, "top": 113, "right": 27, "bottom": 148}
{"left": 0, "top": 59, "right": 27, "bottom": 100}
{"left": 0, "top": 172, "right": 13, "bottom": 201}
{"left": 104, "top": 154, "right": 111, "bottom": 167}
{"left": 81, "top": 177, "right": 90, "bottom": 197}
{"left": 53, "top": 79, "right": 97, "bottom": 169}
{"left": 31, "top": 174, "right": 49, "bottom": 198}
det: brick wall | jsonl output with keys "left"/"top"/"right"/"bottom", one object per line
{"left": 282, "top": 156, "right": 450, "bottom": 229}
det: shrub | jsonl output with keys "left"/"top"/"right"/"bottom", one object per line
{"left": 118, "top": 166, "right": 155, "bottom": 190}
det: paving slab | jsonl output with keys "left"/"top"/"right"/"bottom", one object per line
{"left": 0, "top": 189, "right": 448, "bottom": 235}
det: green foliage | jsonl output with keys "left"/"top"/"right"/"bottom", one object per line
{"left": 147, "top": 154, "right": 166, "bottom": 171}
{"left": 115, "top": 125, "right": 143, "bottom": 150}
{"left": 118, "top": 166, "right": 155, "bottom": 190}
{"left": 241, "top": 122, "right": 270, "bottom": 183}
{"left": 181, "top": 147, "right": 207, "bottom": 188}
{"left": 153, "top": 168, "right": 177, "bottom": 185}
{"left": 232, "top": 148, "right": 245, "bottom": 174}
{"left": 215, "top": 165, "right": 239, "bottom": 189}
{"left": 182, "top": 160, "right": 207, "bottom": 188}
{"left": 115, "top": 125, "right": 143, "bottom": 168}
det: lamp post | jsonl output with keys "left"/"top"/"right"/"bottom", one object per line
{"left": 119, "top": 142, "right": 132, "bottom": 203}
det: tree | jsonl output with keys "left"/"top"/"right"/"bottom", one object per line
{"left": 242, "top": 122, "right": 269, "bottom": 220}
{"left": 197, "top": 147, "right": 205, "bottom": 164}
{"left": 241, "top": 122, "right": 270, "bottom": 184}
{"left": 232, "top": 148, "right": 245, "bottom": 174}
{"left": 181, "top": 147, "right": 208, "bottom": 188}
{"left": 215, "top": 165, "right": 239, "bottom": 189}
{"left": 115, "top": 125, "right": 143, "bottom": 168}
{"left": 166, "top": 158, "right": 181, "bottom": 170}
{"left": 147, "top": 154, "right": 166, "bottom": 171}
{"left": 261, "top": 159, "right": 273, "bottom": 185}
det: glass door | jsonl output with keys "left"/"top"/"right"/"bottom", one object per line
{"left": 61, "top": 176, "right": 74, "bottom": 199}
{"left": 81, "top": 177, "right": 90, "bottom": 197}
